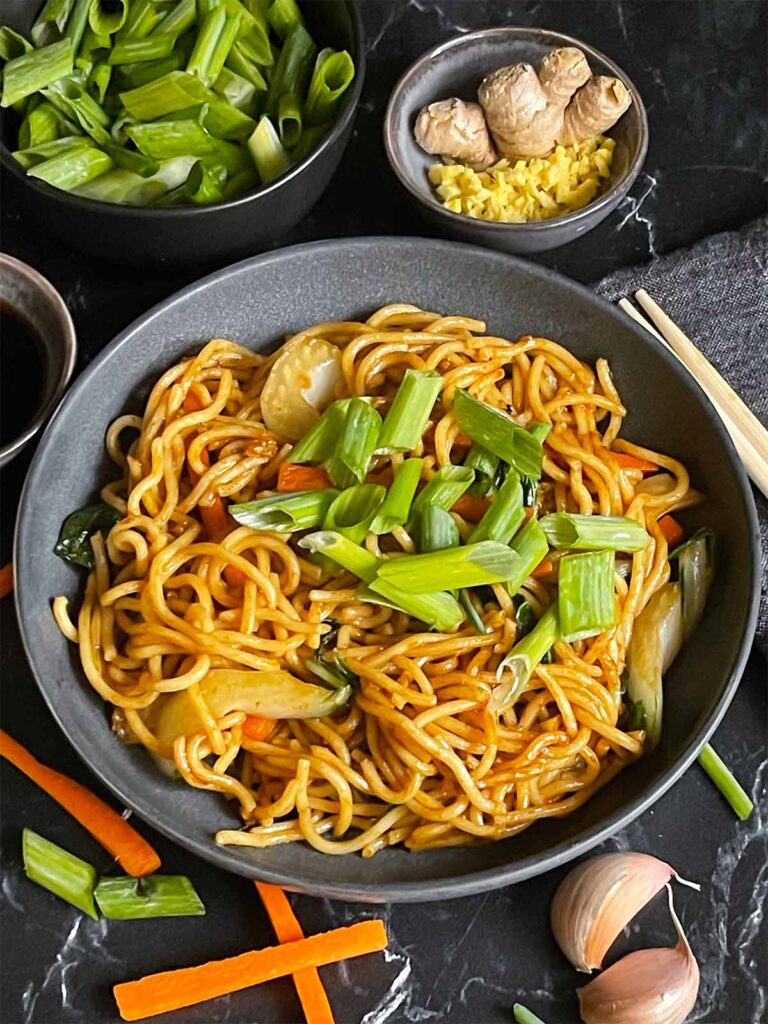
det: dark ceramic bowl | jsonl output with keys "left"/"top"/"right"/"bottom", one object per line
{"left": 15, "top": 239, "right": 759, "bottom": 902}
{"left": 384, "top": 27, "right": 648, "bottom": 253}
{"left": 0, "top": 1, "right": 364, "bottom": 269}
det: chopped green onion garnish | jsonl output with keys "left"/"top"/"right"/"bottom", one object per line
{"left": 558, "top": 549, "right": 616, "bottom": 642}
{"left": 323, "top": 484, "right": 386, "bottom": 544}
{"left": 370, "top": 458, "right": 424, "bottom": 535}
{"left": 267, "top": 0, "right": 305, "bottom": 41}
{"left": 119, "top": 70, "right": 211, "bottom": 119}
{"left": 128, "top": 118, "right": 218, "bottom": 158}
{"left": 365, "top": 578, "right": 465, "bottom": 632}
{"left": 109, "top": 33, "right": 177, "bottom": 66}
{"left": 458, "top": 589, "right": 488, "bottom": 634}
{"left": 540, "top": 513, "right": 650, "bottom": 552}
{"left": 154, "top": 0, "right": 197, "bottom": 41}
{"left": 202, "top": 96, "right": 257, "bottom": 141}
{"left": 513, "top": 1005, "right": 548, "bottom": 1024}
{"left": 187, "top": 5, "right": 241, "bottom": 87}
{"left": 419, "top": 504, "right": 460, "bottom": 553}
{"left": 28, "top": 144, "right": 112, "bottom": 189}
{"left": 17, "top": 100, "right": 75, "bottom": 148}
{"left": 1, "top": 39, "right": 74, "bottom": 108}
{"left": 226, "top": 39, "right": 269, "bottom": 89}
{"left": 326, "top": 397, "right": 382, "bottom": 488}
{"left": 527, "top": 421, "right": 551, "bottom": 443}
{"left": 465, "top": 443, "right": 500, "bottom": 497}
{"left": 89, "top": 0, "right": 129, "bottom": 36}
{"left": 13, "top": 134, "right": 93, "bottom": 170}
{"left": 230, "top": 489, "right": 338, "bottom": 533}
{"left": 490, "top": 605, "right": 559, "bottom": 711}
{"left": 299, "top": 530, "right": 379, "bottom": 583}
{"left": 286, "top": 400, "right": 350, "bottom": 466}
{"left": 116, "top": 0, "right": 164, "bottom": 40}
{"left": 23, "top": 829, "right": 98, "bottom": 919}
{"left": 32, "top": 0, "right": 75, "bottom": 47}
{"left": 376, "top": 369, "right": 442, "bottom": 455}
{"left": 265, "top": 22, "right": 315, "bottom": 114}
{"left": 213, "top": 65, "right": 260, "bottom": 113}
{"left": 410, "top": 465, "right": 474, "bottom": 521}
{"left": 304, "top": 47, "right": 354, "bottom": 126}
{"left": 453, "top": 389, "right": 543, "bottom": 481}
{"left": 64, "top": 0, "right": 91, "bottom": 53}
{"left": 44, "top": 76, "right": 111, "bottom": 144}
{"left": 377, "top": 540, "right": 525, "bottom": 593}
{"left": 247, "top": 113, "right": 290, "bottom": 182}
{"left": 468, "top": 470, "right": 524, "bottom": 545}
{"left": 0, "top": 26, "right": 35, "bottom": 61}
{"left": 277, "top": 90, "right": 302, "bottom": 147}
{"left": 697, "top": 743, "right": 753, "bottom": 821}
{"left": 94, "top": 875, "right": 205, "bottom": 919}
{"left": 505, "top": 517, "right": 549, "bottom": 596}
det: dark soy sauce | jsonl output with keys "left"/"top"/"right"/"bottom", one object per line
{"left": 0, "top": 301, "right": 46, "bottom": 447}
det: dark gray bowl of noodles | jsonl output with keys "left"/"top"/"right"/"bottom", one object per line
{"left": 15, "top": 238, "right": 759, "bottom": 901}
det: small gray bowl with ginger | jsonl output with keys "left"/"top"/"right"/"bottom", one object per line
{"left": 384, "top": 27, "right": 648, "bottom": 253}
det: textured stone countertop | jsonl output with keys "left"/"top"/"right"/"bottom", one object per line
{"left": 1, "top": 2, "right": 766, "bottom": 1022}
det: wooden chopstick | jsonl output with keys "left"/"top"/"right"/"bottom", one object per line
{"left": 618, "top": 292, "right": 768, "bottom": 499}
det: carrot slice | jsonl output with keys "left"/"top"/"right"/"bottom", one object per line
{"left": 256, "top": 882, "right": 335, "bottom": 1024}
{"left": 278, "top": 463, "right": 333, "bottom": 492}
{"left": 451, "top": 494, "right": 490, "bottom": 522}
{"left": 532, "top": 558, "right": 554, "bottom": 580}
{"left": 0, "top": 562, "right": 13, "bottom": 599}
{"left": 658, "top": 515, "right": 685, "bottom": 548}
{"left": 242, "top": 717, "right": 275, "bottom": 742}
{"left": 0, "top": 730, "right": 160, "bottom": 876}
{"left": 183, "top": 391, "right": 206, "bottom": 412}
{"left": 113, "top": 919, "right": 388, "bottom": 1021}
{"left": 612, "top": 451, "right": 658, "bottom": 473}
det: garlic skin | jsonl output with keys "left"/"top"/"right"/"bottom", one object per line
{"left": 551, "top": 852, "right": 696, "bottom": 972}
{"left": 577, "top": 885, "right": 700, "bottom": 1024}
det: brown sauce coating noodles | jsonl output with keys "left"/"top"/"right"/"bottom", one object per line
{"left": 56, "top": 305, "right": 694, "bottom": 856}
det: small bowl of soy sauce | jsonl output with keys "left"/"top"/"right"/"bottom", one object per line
{"left": 0, "top": 254, "right": 77, "bottom": 468}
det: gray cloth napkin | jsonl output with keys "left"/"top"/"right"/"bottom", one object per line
{"left": 594, "top": 217, "right": 768, "bottom": 653}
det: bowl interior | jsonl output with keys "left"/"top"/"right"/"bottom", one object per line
{"left": 15, "top": 239, "right": 758, "bottom": 901}
{"left": 386, "top": 28, "right": 646, "bottom": 223}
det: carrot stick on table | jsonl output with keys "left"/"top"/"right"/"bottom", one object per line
{"left": 658, "top": 514, "right": 685, "bottom": 548}
{"left": 612, "top": 451, "right": 658, "bottom": 473}
{"left": 278, "top": 463, "right": 333, "bottom": 492}
{"left": 113, "top": 919, "right": 388, "bottom": 1021}
{"left": 256, "top": 882, "right": 335, "bottom": 1024}
{"left": 0, "top": 562, "right": 13, "bottom": 599}
{"left": 0, "top": 730, "right": 160, "bottom": 876}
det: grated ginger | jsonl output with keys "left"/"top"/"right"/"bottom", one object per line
{"left": 428, "top": 135, "right": 615, "bottom": 222}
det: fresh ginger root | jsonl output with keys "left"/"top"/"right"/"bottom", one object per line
{"left": 558, "top": 75, "right": 632, "bottom": 145}
{"left": 414, "top": 98, "right": 497, "bottom": 170}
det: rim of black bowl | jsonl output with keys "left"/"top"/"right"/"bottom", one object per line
{"left": 13, "top": 237, "right": 761, "bottom": 902}
{"left": 384, "top": 26, "right": 649, "bottom": 233}
{"left": 0, "top": 2, "right": 365, "bottom": 217}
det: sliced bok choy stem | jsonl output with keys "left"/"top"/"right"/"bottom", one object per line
{"left": 322, "top": 484, "right": 385, "bottom": 544}
{"left": 306, "top": 652, "right": 357, "bottom": 691}
{"left": 558, "top": 549, "right": 616, "bottom": 642}
{"left": 540, "top": 512, "right": 650, "bottom": 552}
{"left": 95, "top": 875, "right": 205, "bottom": 919}
{"left": 674, "top": 529, "right": 715, "bottom": 639}
{"left": 505, "top": 517, "right": 549, "bottom": 596}
{"left": 490, "top": 605, "right": 559, "bottom": 712}
{"left": 410, "top": 465, "right": 474, "bottom": 522}
{"left": 375, "top": 369, "right": 442, "bottom": 454}
{"left": 376, "top": 540, "right": 523, "bottom": 593}
{"left": 23, "top": 828, "right": 98, "bottom": 919}
{"left": 1, "top": 39, "right": 74, "bottom": 108}
{"left": 468, "top": 469, "right": 524, "bottom": 545}
{"left": 452, "top": 388, "right": 543, "bottom": 480}
{"left": 625, "top": 582, "right": 683, "bottom": 748}
{"left": 697, "top": 743, "right": 753, "bottom": 821}
{"left": 369, "top": 458, "right": 423, "bottom": 535}
{"left": 230, "top": 489, "right": 338, "bottom": 532}
{"left": 299, "top": 530, "right": 379, "bottom": 583}
{"left": 326, "top": 397, "right": 382, "bottom": 487}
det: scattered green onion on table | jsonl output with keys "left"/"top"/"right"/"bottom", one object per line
{"left": 0, "top": 0, "right": 356, "bottom": 205}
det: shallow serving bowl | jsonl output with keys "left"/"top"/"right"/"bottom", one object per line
{"left": 384, "top": 27, "right": 648, "bottom": 253}
{"left": 15, "top": 238, "right": 759, "bottom": 902}
{"left": 0, "top": 0, "right": 364, "bottom": 269}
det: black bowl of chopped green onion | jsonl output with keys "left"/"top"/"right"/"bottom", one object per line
{"left": 0, "top": 0, "right": 364, "bottom": 267}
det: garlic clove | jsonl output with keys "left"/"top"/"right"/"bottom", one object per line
{"left": 577, "top": 885, "right": 700, "bottom": 1024}
{"left": 550, "top": 852, "right": 699, "bottom": 972}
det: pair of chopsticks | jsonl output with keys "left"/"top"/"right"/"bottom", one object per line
{"left": 619, "top": 289, "right": 768, "bottom": 500}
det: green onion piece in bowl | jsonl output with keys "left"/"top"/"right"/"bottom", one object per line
{"left": 128, "top": 118, "right": 218, "bottom": 158}
{"left": 154, "top": 0, "right": 197, "bottom": 41}
{"left": 28, "top": 144, "right": 112, "bottom": 189}
{"left": 286, "top": 400, "right": 351, "bottom": 466}
{"left": 326, "top": 397, "right": 382, "bottom": 487}
{"left": 95, "top": 875, "right": 205, "bottom": 919}
{"left": 64, "top": 0, "right": 92, "bottom": 52}
{"left": 375, "top": 369, "right": 442, "bottom": 455}
{"left": 419, "top": 504, "right": 460, "bottom": 553}
{"left": 202, "top": 96, "right": 257, "bottom": 140}
{"left": 540, "top": 512, "right": 650, "bottom": 552}
{"left": 230, "top": 489, "right": 338, "bottom": 533}
{"left": 23, "top": 829, "right": 98, "bottom": 919}
{"left": 505, "top": 517, "right": 549, "bottom": 595}
{"left": 89, "top": 0, "right": 129, "bottom": 36}
{"left": 109, "top": 32, "right": 177, "bottom": 66}
{"left": 88, "top": 61, "right": 112, "bottom": 103}
{"left": 12, "top": 134, "right": 93, "bottom": 170}
{"left": 490, "top": 605, "right": 559, "bottom": 712}
{"left": 453, "top": 388, "right": 543, "bottom": 481}
{"left": 464, "top": 443, "right": 499, "bottom": 497}
{"left": 0, "top": 27, "right": 35, "bottom": 61}
{"left": 468, "top": 470, "right": 524, "bottom": 545}
{"left": 410, "top": 465, "right": 474, "bottom": 520}
{"left": 213, "top": 65, "right": 260, "bottom": 113}
{"left": 156, "top": 159, "right": 226, "bottom": 205}
{"left": 17, "top": 101, "right": 76, "bottom": 148}
{"left": 377, "top": 540, "right": 524, "bottom": 593}
{"left": 299, "top": 530, "right": 379, "bottom": 583}
{"left": 1, "top": 39, "right": 74, "bottom": 108}
{"left": 247, "top": 113, "right": 290, "bottom": 182}
{"left": 558, "top": 549, "right": 616, "bottom": 642}
{"left": 267, "top": 0, "right": 305, "bottom": 41}
{"left": 187, "top": 5, "right": 241, "bottom": 87}
{"left": 265, "top": 23, "right": 315, "bottom": 115}
{"left": 527, "top": 421, "right": 551, "bottom": 444}
{"left": 697, "top": 743, "right": 753, "bottom": 821}
{"left": 277, "top": 90, "right": 302, "bottom": 147}
{"left": 75, "top": 167, "right": 168, "bottom": 203}
{"left": 44, "top": 76, "right": 111, "bottom": 144}
{"left": 117, "top": 0, "right": 164, "bottom": 41}
{"left": 306, "top": 652, "right": 357, "bottom": 691}
{"left": 323, "top": 484, "right": 386, "bottom": 544}
{"left": 305, "top": 48, "right": 354, "bottom": 126}
{"left": 364, "top": 578, "right": 465, "bottom": 632}
{"left": 289, "top": 121, "right": 327, "bottom": 162}
{"left": 370, "top": 458, "right": 424, "bottom": 535}
{"left": 32, "top": 0, "right": 75, "bottom": 46}
{"left": 119, "top": 70, "right": 211, "bottom": 119}
{"left": 102, "top": 141, "right": 159, "bottom": 176}
{"left": 226, "top": 39, "right": 269, "bottom": 89}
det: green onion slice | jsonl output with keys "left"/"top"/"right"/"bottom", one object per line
{"left": 558, "top": 549, "right": 616, "bottom": 642}
{"left": 1, "top": 38, "right": 74, "bottom": 108}
{"left": 322, "top": 484, "right": 386, "bottom": 544}
{"left": 410, "top": 465, "right": 474, "bottom": 521}
{"left": 32, "top": 0, "right": 75, "bottom": 47}
{"left": 95, "top": 874, "right": 206, "bottom": 919}
{"left": 0, "top": 27, "right": 35, "bottom": 62}
{"left": 277, "top": 89, "right": 302, "bottom": 147}
{"left": 419, "top": 504, "right": 460, "bottom": 553}
{"left": 119, "top": 70, "right": 211, "bottom": 119}
{"left": 377, "top": 540, "right": 525, "bottom": 593}
{"left": 247, "top": 113, "right": 291, "bottom": 183}
{"left": 64, "top": 0, "right": 91, "bottom": 53}
{"left": 305, "top": 47, "right": 354, "bottom": 126}
{"left": 369, "top": 458, "right": 423, "bottom": 535}
{"left": 464, "top": 443, "right": 500, "bottom": 497}
{"left": 697, "top": 743, "right": 753, "bottom": 821}
{"left": 326, "top": 397, "right": 382, "bottom": 487}
{"left": 625, "top": 581, "right": 682, "bottom": 748}
{"left": 505, "top": 517, "right": 549, "bottom": 595}
{"left": 458, "top": 589, "right": 488, "bottom": 635}
{"left": 468, "top": 470, "right": 524, "bottom": 545}
{"left": 513, "top": 1004, "right": 548, "bottom": 1024}
{"left": 375, "top": 369, "right": 442, "bottom": 455}
{"left": 299, "top": 530, "right": 379, "bottom": 583}
{"left": 213, "top": 65, "right": 260, "bottom": 113}
{"left": 23, "top": 829, "right": 98, "bottom": 919}
{"left": 286, "top": 400, "right": 350, "bottom": 465}
{"left": 453, "top": 388, "right": 543, "bottom": 481}
{"left": 109, "top": 32, "right": 177, "bottom": 66}
{"left": 540, "top": 512, "right": 650, "bottom": 552}
{"left": 154, "top": 0, "right": 197, "bottom": 41}
{"left": 265, "top": 22, "right": 315, "bottom": 114}
{"left": 28, "top": 144, "right": 112, "bottom": 189}
{"left": 267, "top": 0, "right": 305, "bottom": 41}
{"left": 364, "top": 578, "right": 465, "bottom": 633}
{"left": 230, "top": 489, "right": 338, "bottom": 533}
{"left": 89, "top": 0, "right": 129, "bottom": 36}
{"left": 490, "top": 605, "right": 559, "bottom": 712}
{"left": 187, "top": 5, "right": 241, "bottom": 87}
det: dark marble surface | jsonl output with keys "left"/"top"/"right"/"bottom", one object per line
{"left": 1, "top": 1, "right": 767, "bottom": 1022}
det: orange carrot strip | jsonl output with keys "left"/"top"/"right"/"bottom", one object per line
{"left": 612, "top": 451, "right": 658, "bottom": 473}
{"left": 256, "top": 882, "right": 335, "bottom": 1024}
{"left": 658, "top": 515, "right": 685, "bottom": 548}
{"left": 0, "top": 729, "right": 160, "bottom": 876}
{"left": 242, "top": 717, "right": 275, "bottom": 742}
{"left": 0, "top": 562, "right": 13, "bottom": 599}
{"left": 183, "top": 391, "right": 206, "bottom": 412}
{"left": 532, "top": 558, "right": 554, "bottom": 580}
{"left": 451, "top": 494, "right": 490, "bottom": 522}
{"left": 113, "top": 920, "right": 388, "bottom": 1021}
{"left": 278, "top": 463, "right": 333, "bottom": 492}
